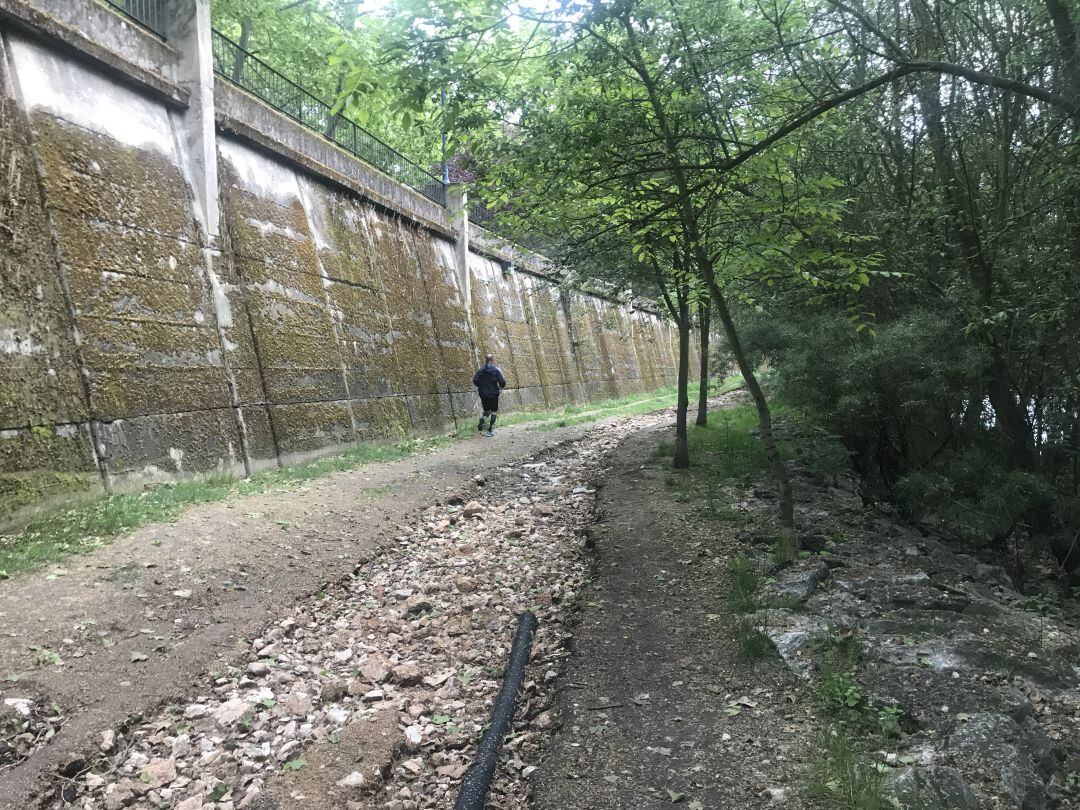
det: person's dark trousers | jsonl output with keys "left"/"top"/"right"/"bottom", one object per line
{"left": 479, "top": 394, "right": 500, "bottom": 432}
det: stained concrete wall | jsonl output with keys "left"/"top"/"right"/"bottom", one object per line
{"left": 0, "top": 0, "right": 686, "bottom": 524}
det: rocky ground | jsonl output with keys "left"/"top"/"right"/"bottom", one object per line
{"left": 8, "top": 408, "right": 686, "bottom": 809}
{"left": 4, "top": 393, "right": 1079, "bottom": 810}
{"left": 0, "top": 414, "right": 652, "bottom": 807}
{"left": 745, "top": 431, "right": 1080, "bottom": 809}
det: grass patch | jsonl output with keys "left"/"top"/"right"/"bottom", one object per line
{"left": 772, "top": 531, "right": 797, "bottom": 565}
{"left": 457, "top": 386, "right": 681, "bottom": 437}
{"left": 732, "top": 614, "right": 772, "bottom": 660}
{"left": 806, "top": 725, "right": 890, "bottom": 810}
{"left": 727, "top": 554, "right": 760, "bottom": 613}
{"left": 725, "top": 554, "right": 771, "bottom": 660}
{"left": 2, "top": 382, "right": 688, "bottom": 579}
{"left": 0, "top": 435, "right": 451, "bottom": 579}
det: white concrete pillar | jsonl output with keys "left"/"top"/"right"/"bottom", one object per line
{"left": 165, "top": 0, "right": 219, "bottom": 238}
{"left": 447, "top": 184, "right": 470, "bottom": 306}
{"left": 447, "top": 184, "right": 477, "bottom": 363}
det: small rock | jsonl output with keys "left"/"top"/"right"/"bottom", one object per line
{"left": 279, "top": 691, "right": 313, "bottom": 717}
{"left": 462, "top": 500, "right": 485, "bottom": 518}
{"left": 85, "top": 773, "right": 106, "bottom": 789}
{"left": 215, "top": 698, "right": 250, "bottom": 728}
{"left": 100, "top": 729, "right": 116, "bottom": 753}
{"left": 247, "top": 662, "right": 271, "bottom": 678}
{"left": 454, "top": 576, "right": 477, "bottom": 594}
{"left": 336, "top": 772, "right": 365, "bottom": 788}
{"left": 404, "top": 596, "right": 433, "bottom": 616}
{"left": 142, "top": 757, "right": 177, "bottom": 787}
{"left": 763, "top": 787, "right": 786, "bottom": 803}
{"left": 359, "top": 658, "right": 391, "bottom": 684}
{"left": 403, "top": 725, "right": 423, "bottom": 750}
{"left": 320, "top": 680, "right": 346, "bottom": 702}
{"left": 184, "top": 704, "right": 209, "bottom": 720}
{"left": 392, "top": 662, "right": 422, "bottom": 686}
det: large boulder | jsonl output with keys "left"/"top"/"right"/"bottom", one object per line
{"left": 948, "top": 713, "right": 1047, "bottom": 809}
{"left": 885, "top": 766, "right": 980, "bottom": 809}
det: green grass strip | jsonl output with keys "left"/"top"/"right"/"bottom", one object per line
{"left": 2, "top": 380, "right": 731, "bottom": 579}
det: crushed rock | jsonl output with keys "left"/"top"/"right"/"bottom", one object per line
{"left": 61, "top": 411, "right": 672, "bottom": 809}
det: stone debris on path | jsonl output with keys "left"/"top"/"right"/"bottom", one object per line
{"left": 56, "top": 412, "right": 667, "bottom": 810}
{"left": 0, "top": 698, "right": 63, "bottom": 775}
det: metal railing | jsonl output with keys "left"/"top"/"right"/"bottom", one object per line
{"left": 469, "top": 200, "right": 497, "bottom": 226}
{"left": 211, "top": 29, "right": 447, "bottom": 206}
{"left": 102, "top": 0, "right": 167, "bottom": 37}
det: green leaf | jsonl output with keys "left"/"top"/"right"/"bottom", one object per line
{"left": 281, "top": 757, "right": 307, "bottom": 772}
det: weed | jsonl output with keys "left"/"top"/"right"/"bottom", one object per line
{"left": 727, "top": 554, "right": 760, "bottom": 614}
{"left": 772, "top": 532, "right": 797, "bottom": 565}
{"left": 806, "top": 725, "right": 890, "bottom": 810}
{"left": 818, "top": 671, "right": 862, "bottom": 717}
{"left": 731, "top": 615, "right": 772, "bottom": 660}
{"left": 875, "top": 705, "right": 903, "bottom": 739}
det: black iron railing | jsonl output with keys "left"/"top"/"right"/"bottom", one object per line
{"left": 103, "top": 0, "right": 167, "bottom": 37}
{"left": 211, "top": 29, "right": 447, "bottom": 206}
{"left": 469, "top": 201, "right": 497, "bottom": 225}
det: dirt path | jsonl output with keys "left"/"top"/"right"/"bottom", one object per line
{"left": 529, "top": 423, "right": 811, "bottom": 809}
{"left": 9, "top": 406, "right": 709, "bottom": 810}
{"left": 0, "top": 417, "right": 627, "bottom": 806}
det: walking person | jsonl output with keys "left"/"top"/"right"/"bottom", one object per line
{"left": 473, "top": 354, "right": 507, "bottom": 437}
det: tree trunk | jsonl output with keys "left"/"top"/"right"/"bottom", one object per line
{"left": 674, "top": 295, "right": 691, "bottom": 470}
{"left": 708, "top": 281, "right": 794, "bottom": 529}
{"left": 232, "top": 19, "right": 252, "bottom": 83}
{"left": 617, "top": 11, "right": 791, "bottom": 526}
{"left": 696, "top": 302, "right": 711, "bottom": 427}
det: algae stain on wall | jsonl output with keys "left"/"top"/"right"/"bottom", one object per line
{"left": 0, "top": 34, "right": 681, "bottom": 523}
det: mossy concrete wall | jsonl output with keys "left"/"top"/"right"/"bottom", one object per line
{"left": 0, "top": 3, "right": 686, "bottom": 525}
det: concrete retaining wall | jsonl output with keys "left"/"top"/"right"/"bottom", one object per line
{"left": 0, "top": 0, "right": 688, "bottom": 525}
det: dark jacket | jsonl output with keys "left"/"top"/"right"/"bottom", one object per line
{"left": 473, "top": 363, "right": 507, "bottom": 398}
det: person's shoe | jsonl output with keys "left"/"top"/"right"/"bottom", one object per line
{"left": 484, "top": 430, "right": 494, "bottom": 438}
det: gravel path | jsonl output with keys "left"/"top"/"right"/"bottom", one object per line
{"left": 6, "top": 409, "right": 679, "bottom": 809}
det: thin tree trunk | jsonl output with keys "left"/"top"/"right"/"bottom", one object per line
{"left": 674, "top": 294, "right": 691, "bottom": 470}
{"left": 696, "top": 301, "right": 711, "bottom": 427}
{"left": 617, "top": 11, "right": 792, "bottom": 527}
{"left": 708, "top": 281, "right": 794, "bottom": 529}
{"left": 232, "top": 19, "right": 252, "bottom": 83}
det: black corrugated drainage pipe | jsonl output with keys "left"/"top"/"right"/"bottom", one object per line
{"left": 453, "top": 610, "right": 539, "bottom": 810}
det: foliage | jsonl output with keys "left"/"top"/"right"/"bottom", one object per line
{"left": 207, "top": 0, "right": 1080, "bottom": 571}
{"left": 806, "top": 726, "right": 890, "bottom": 810}
{"left": 727, "top": 554, "right": 760, "bottom": 614}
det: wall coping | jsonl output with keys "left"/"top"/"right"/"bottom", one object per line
{"left": 214, "top": 79, "right": 455, "bottom": 239}
{"left": 0, "top": 0, "right": 187, "bottom": 107}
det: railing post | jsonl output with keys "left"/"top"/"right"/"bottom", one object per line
{"left": 164, "top": 0, "right": 219, "bottom": 238}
